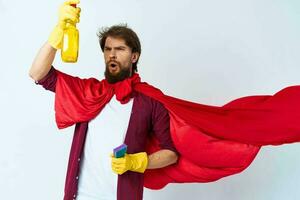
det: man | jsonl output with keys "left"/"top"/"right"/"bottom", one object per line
{"left": 29, "top": 0, "right": 178, "bottom": 200}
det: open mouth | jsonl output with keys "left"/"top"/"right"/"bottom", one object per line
{"left": 110, "top": 63, "right": 117, "bottom": 68}
{"left": 108, "top": 62, "right": 119, "bottom": 73}
{"left": 109, "top": 61, "right": 119, "bottom": 68}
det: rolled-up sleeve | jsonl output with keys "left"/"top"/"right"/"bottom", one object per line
{"left": 151, "top": 100, "right": 179, "bottom": 155}
{"left": 34, "top": 66, "right": 57, "bottom": 92}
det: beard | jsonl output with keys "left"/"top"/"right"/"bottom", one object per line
{"left": 104, "top": 62, "right": 132, "bottom": 84}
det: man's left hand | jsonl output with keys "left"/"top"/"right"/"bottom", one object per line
{"left": 111, "top": 152, "right": 148, "bottom": 175}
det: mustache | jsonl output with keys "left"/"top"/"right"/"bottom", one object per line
{"left": 106, "top": 60, "right": 121, "bottom": 66}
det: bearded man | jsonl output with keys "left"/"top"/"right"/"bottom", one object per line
{"left": 29, "top": 1, "right": 178, "bottom": 199}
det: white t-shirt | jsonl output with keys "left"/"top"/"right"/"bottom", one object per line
{"left": 76, "top": 95, "right": 134, "bottom": 200}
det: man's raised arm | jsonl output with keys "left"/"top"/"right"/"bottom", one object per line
{"left": 28, "top": 0, "right": 81, "bottom": 82}
{"left": 29, "top": 43, "right": 57, "bottom": 82}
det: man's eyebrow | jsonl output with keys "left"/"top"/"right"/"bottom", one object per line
{"left": 104, "top": 45, "right": 127, "bottom": 50}
{"left": 115, "top": 46, "right": 126, "bottom": 49}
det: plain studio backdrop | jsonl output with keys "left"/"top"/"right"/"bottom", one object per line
{"left": 0, "top": 0, "right": 299, "bottom": 199}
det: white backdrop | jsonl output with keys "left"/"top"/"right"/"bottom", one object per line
{"left": 0, "top": 0, "right": 300, "bottom": 199}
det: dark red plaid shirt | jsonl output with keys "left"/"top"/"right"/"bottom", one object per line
{"left": 36, "top": 67, "right": 178, "bottom": 200}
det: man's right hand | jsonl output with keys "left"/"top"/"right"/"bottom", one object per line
{"left": 48, "top": 0, "right": 81, "bottom": 50}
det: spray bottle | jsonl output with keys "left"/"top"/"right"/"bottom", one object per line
{"left": 61, "top": 4, "right": 79, "bottom": 63}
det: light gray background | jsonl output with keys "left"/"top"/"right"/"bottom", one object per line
{"left": 0, "top": 0, "right": 300, "bottom": 199}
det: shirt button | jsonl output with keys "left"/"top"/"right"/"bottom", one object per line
{"left": 73, "top": 194, "right": 76, "bottom": 197}
{"left": 76, "top": 176, "right": 79, "bottom": 180}
{"left": 78, "top": 158, "right": 80, "bottom": 162}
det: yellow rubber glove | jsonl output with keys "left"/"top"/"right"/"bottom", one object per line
{"left": 48, "top": 0, "right": 81, "bottom": 49}
{"left": 111, "top": 152, "right": 148, "bottom": 175}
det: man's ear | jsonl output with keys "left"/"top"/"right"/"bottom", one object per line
{"left": 131, "top": 53, "right": 139, "bottom": 63}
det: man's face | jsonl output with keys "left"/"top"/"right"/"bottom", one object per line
{"left": 104, "top": 36, "right": 139, "bottom": 83}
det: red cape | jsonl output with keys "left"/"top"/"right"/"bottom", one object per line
{"left": 55, "top": 70, "right": 300, "bottom": 189}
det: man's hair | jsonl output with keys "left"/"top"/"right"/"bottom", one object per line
{"left": 97, "top": 24, "right": 141, "bottom": 72}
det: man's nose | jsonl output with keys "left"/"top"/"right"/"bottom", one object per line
{"left": 109, "top": 50, "right": 117, "bottom": 59}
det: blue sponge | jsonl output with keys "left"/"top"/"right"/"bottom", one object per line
{"left": 113, "top": 144, "right": 128, "bottom": 158}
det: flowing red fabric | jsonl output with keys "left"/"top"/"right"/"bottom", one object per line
{"left": 55, "top": 70, "right": 300, "bottom": 189}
